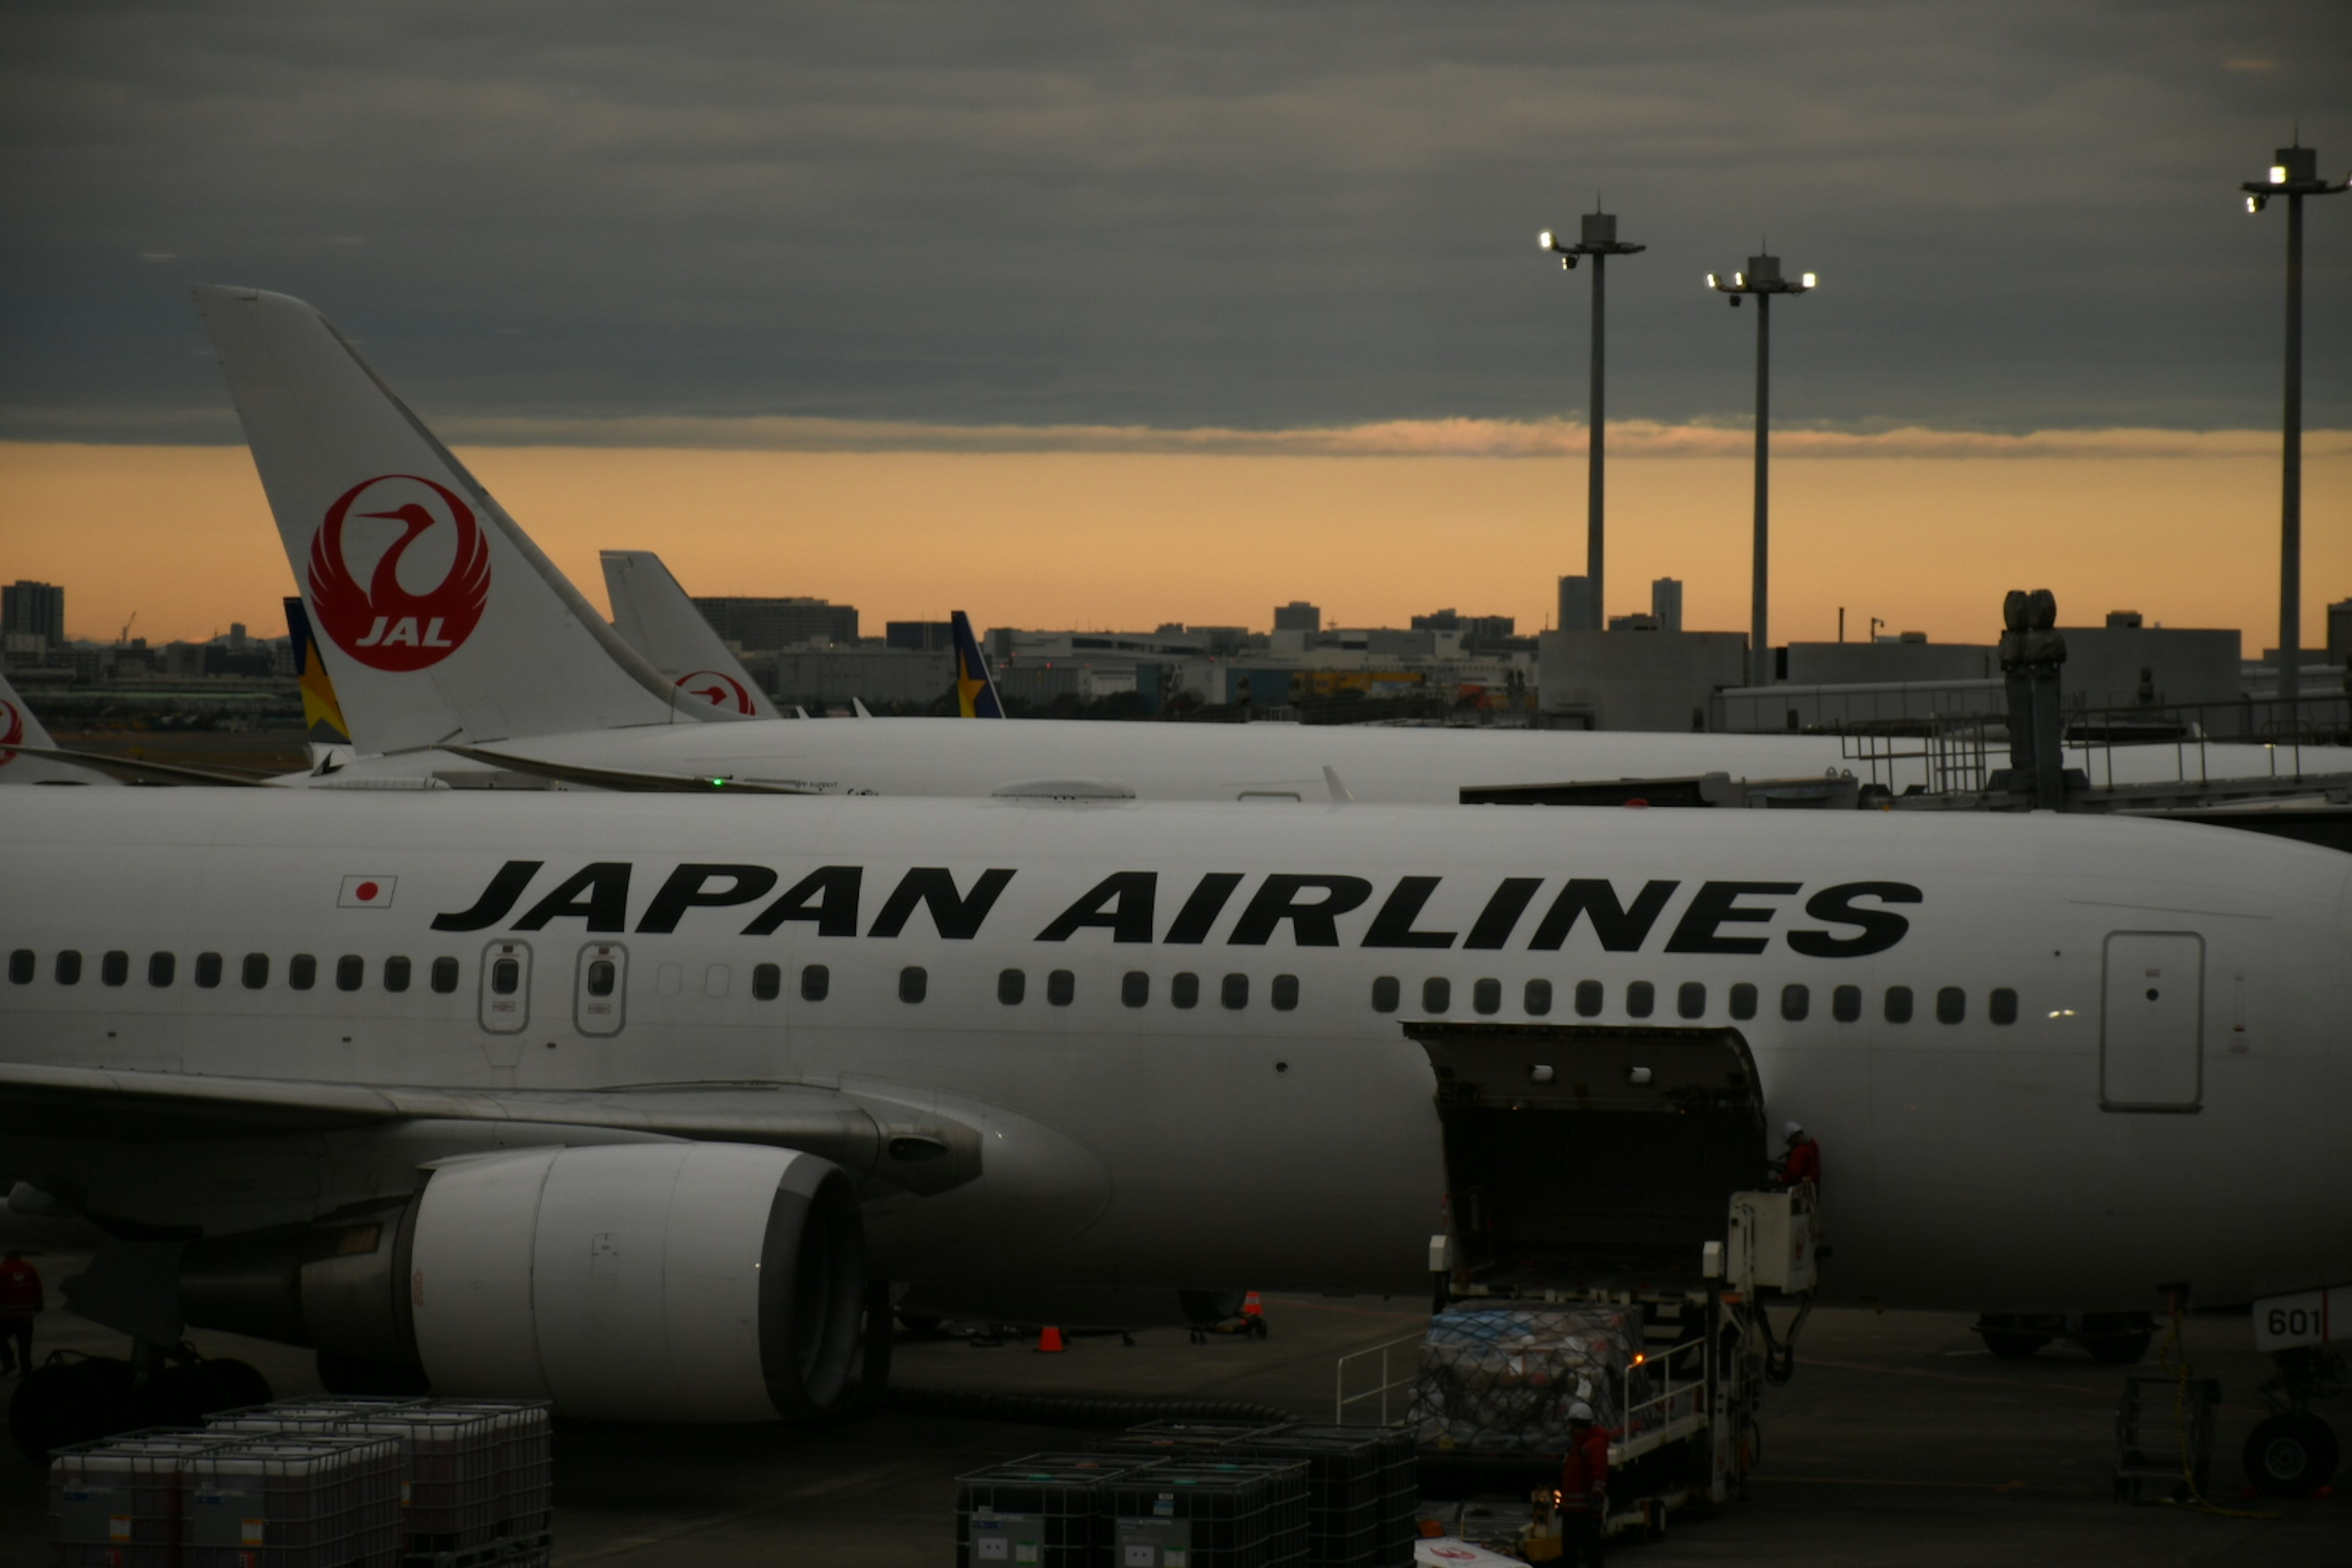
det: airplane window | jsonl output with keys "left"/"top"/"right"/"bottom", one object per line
{"left": 998, "top": 968, "right": 1025, "bottom": 1005}
{"left": 1883, "top": 986, "right": 1913, "bottom": 1023}
{"left": 1831, "top": 985, "right": 1860, "bottom": 1022}
{"left": 195, "top": 952, "right": 222, "bottom": 989}
{"left": 801, "top": 964, "right": 829, "bottom": 1002}
{"left": 56, "top": 951, "right": 81, "bottom": 986}
{"left": 290, "top": 955, "right": 318, "bottom": 992}
{"left": 1937, "top": 987, "right": 1966, "bottom": 1024}
{"left": 383, "top": 957, "right": 411, "bottom": 993}
{"left": 1049, "top": 970, "right": 1075, "bottom": 1007}
{"left": 587, "top": 960, "right": 617, "bottom": 998}
{"left": 101, "top": 951, "right": 129, "bottom": 987}
{"left": 1678, "top": 982, "right": 1705, "bottom": 1020}
{"left": 148, "top": 953, "right": 174, "bottom": 988}
{"left": 1626, "top": 981, "right": 1654, "bottom": 1019}
{"left": 705, "top": 965, "right": 731, "bottom": 998}
{"left": 1989, "top": 987, "right": 2018, "bottom": 1025}
{"left": 899, "top": 967, "right": 927, "bottom": 1004}
{"left": 1422, "top": 977, "right": 1449, "bottom": 1014}
{"left": 1472, "top": 979, "right": 1501, "bottom": 1016}
{"left": 752, "top": 963, "right": 780, "bottom": 1001}
{"left": 1729, "top": 983, "right": 1757, "bottom": 1021}
{"left": 1122, "top": 971, "right": 1150, "bottom": 1008}
{"left": 1172, "top": 972, "right": 1200, "bottom": 1009}
{"left": 7, "top": 950, "right": 29, "bottom": 985}
{"left": 242, "top": 954, "right": 268, "bottom": 990}
{"left": 1223, "top": 973, "right": 1250, "bottom": 1010}
{"left": 336, "top": 956, "right": 364, "bottom": 993}
{"left": 1524, "top": 979, "right": 1553, "bottom": 1017}
{"left": 1371, "top": 976, "right": 1400, "bottom": 1013}
{"left": 429, "top": 957, "right": 459, "bottom": 994}
{"left": 1272, "top": 974, "right": 1299, "bottom": 1011}
{"left": 1574, "top": 980, "right": 1602, "bottom": 1018}
{"left": 490, "top": 958, "right": 519, "bottom": 996}
{"left": 1780, "top": 984, "right": 1809, "bottom": 1021}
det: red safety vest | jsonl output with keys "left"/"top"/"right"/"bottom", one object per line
{"left": 1559, "top": 1426, "right": 1610, "bottom": 1509}
{"left": 0, "top": 1259, "right": 42, "bottom": 1317}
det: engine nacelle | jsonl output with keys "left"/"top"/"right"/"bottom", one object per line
{"left": 180, "top": 1142, "right": 865, "bottom": 1423}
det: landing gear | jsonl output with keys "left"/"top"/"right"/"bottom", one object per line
{"left": 2244, "top": 1414, "right": 2339, "bottom": 1498}
{"left": 1982, "top": 1329, "right": 2051, "bottom": 1359}
{"left": 2248, "top": 1346, "right": 2343, "bottom": 1498}
{"left": 1975, "top": 1311, "right": 2150, "bottom": 1363}
{"left": 7, "top": 1346, "right": 275, "bottom": 1461}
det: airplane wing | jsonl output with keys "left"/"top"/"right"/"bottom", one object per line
{"left": 600, "top": 550, "right": 779, "bottom": 721}
{"left": 9, "top": 745, "right": 273, "bottom": 787}
{"left": 0, "top": 1061, "right": 978, "bottom": 1196}
{"left": 440, "top": 744, "right": 829, "bottom": 794}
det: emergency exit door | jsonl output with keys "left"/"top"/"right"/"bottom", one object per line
{"left": 575, "top": 943, "right": 627, "bottom": 1036}
{"left": 2101, "top": 932, "right": 2203, "bottom": 1112}
{"left": 480, "top": 940, "right": 532, "bottom": 1034}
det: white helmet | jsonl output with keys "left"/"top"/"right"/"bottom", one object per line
{"left": 1783, "top": 1121, "right": 1804, "bottom": 1140}
{"left": 1568, "top": 1401, "right": 1594, "bottom": 1422}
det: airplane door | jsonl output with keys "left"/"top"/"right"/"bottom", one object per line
{"left": 480, "top": 940, "right": 531, "bottom": 1035}
{"left": 2101, "top": 932, "right": 2203, "bottom": 1112}
{"left": 576, "top": 943, "right": 626, "bottom": 1036}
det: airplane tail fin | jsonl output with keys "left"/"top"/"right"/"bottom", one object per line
{"left": 284, "top": 595, "right": 354, "bottom": 747}
{"left": 951, "top": 611, "right": 1007, "bottom": 718}
{"left": 600, "top": 551, "right": 780, "bottom": 720}
{"left": 0, "top": 670, "right": 116, "bottom": 785}
{"left": 195, "top": 285, "right": 703, "bottom": 754}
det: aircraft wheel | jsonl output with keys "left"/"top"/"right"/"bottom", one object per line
{"left": 2245, "top": 1414, "right": 2340, "bottom": 1498}
{"left": 9, "top": 1356, "right": 136, "bottom": 1460}
{"left": 1981, "top": 1330, "right": 2049, "bottom": 1359}
{"left": 134, "top": 1363, "right": 244, "bottom": 1429}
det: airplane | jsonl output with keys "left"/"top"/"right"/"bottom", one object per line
{"left": 951, "top": 609, "right": 1006, "bottom": 718}
{"left": 1, "top": 782, "right": 2345, "bottom": 1483}
{"left": 598, "top": 550, "right": 779, "bottom": 720}
{"left": 198, "top": 284, "right": 2352, "bottom": 808}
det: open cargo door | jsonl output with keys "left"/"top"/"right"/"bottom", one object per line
{"left": 1408, "top": 1023, "right": 1767, "bottom": 1289}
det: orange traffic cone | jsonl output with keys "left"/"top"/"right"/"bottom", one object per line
{"left": 1034, "top": 1325, "right": 1067, "bottom": 1354}
{"left": 1242, "top": 1291, "right": 1264, "bottom": 1317}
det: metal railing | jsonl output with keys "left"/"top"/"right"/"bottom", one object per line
{"left": 1619, "top": 1336, "right": 1709, "bottom": 1447}
{"left": 1333, "top": 1332, "right": 1425, "bottom": 1427}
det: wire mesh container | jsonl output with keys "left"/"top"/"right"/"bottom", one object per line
{"left": 50, "top": 1429, "right": 241, "bottom": 1568}
{"left": 181, "top": 1433, "right": 401, "bottom": 1568}
{"left": 1231, "top": 1427, "right": 1392, "bottom": 1568}
{"left": 1175, "top": 1460, "right": 1308, "bottom": 1567}
{"left": 956, "top": 1457, "right": 1154, "bottom": 1567}
{"left": 1102, "top": 1465, "right": 1283, "bottom": 1568}
{"left": 1099, "top": 1418, "right": 1297, "bottom": 1466}
{"left": 422, "top": 1400, "right": 552, "bottom": 1544}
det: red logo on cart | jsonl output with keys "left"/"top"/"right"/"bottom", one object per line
{"left": 308, "top": 474, "right": 491, "bottom": 671}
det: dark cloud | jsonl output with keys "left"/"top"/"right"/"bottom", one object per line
{"left": 2, "top": 0, "right": 2345, "bottom": 442}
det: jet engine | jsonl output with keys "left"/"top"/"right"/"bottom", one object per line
{"left": 178, "top": 1142, "right": 865, "bottom": 1422}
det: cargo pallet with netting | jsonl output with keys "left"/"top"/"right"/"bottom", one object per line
{"left": 1333, "top": 1022, "right": 1822, "bottom": 1546}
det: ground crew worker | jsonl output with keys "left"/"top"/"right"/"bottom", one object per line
{"left": 1557, "top": 1400, "right": 1609, "bottom": 1565}
{"left": 0, "top": 1251, "right": 42, "bottom": 1376}
{"left": 1775, "top": 1121, "right": 1821, "bottom": 1193}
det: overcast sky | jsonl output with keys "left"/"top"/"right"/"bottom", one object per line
{"left": 3, "top": 1, "right": 2345, "bottom": 445}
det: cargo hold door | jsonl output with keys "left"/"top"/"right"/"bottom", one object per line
{"left": 2101, "top": 932, "right": 2203, "bottom": 1112}
{"left": 1408, "top": 1022, "right": 1766, "bottom": 1288}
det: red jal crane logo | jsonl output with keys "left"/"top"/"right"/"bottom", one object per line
{"left": 307, "top": 475, "right": 492, "bottom": 671}
{"left": 0, "top": 699, "right": 22, "bottom": 766}
{"left": 676, "top": 669, "right": 756, "bottom": 715}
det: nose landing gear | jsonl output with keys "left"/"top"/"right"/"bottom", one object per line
{"left": 2245, "top": 1346, "right": 2343, "bottom": 1499}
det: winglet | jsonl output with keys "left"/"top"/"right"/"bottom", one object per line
{"left": 951, "top": 611, "right": 1007, "bottom": 718}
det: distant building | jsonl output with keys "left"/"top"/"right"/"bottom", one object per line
{"left": 1556, "top": 576, "right": 1596, "bottom": 633}
{"left": 1539, "top": 629, "right": 1747, "bottom": 731}
{"left": 886, "top": 620, "right": 953, "bottom": 652}
{"left": 1273, "top": 600, "right": 1322, "bottom": 633}
{"left": 1414, "top": 609, "right": 1517, "bottom": 646}
{"left": 690, "top": 596, "right": 858, "bottom": 650}
{"left": 3, "top": 580, "right": 64, "bottom": 646}
{"left": 2329, "top": 598, "right": 2352, "bottom": 665}
{"left": 1651, "top": 578, "right": 1684, "bottom": 634}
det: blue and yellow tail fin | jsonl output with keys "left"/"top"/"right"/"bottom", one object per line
{"left": 951, "top": 611, "right": 1006, "bottom": 718}
{"left": 285, "top": 595, "right": 353, "bottom": 745}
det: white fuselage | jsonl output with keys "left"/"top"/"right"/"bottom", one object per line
{"left": 2, "top": 788, "right": 2345, "bottom": 1311}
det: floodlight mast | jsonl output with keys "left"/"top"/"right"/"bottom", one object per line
{"left": 1708, "top": 254, "right": 1814, "bottom": 685}
{"left": 2241, "top": 142, "right": 2348, "bottom": 714}
{"left": 1540, "top": 211, "right": 1646, "bottom": 628}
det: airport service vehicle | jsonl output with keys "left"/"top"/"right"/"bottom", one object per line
{"left": 2, "top": 786, "right": 2345, "bottom": 1467}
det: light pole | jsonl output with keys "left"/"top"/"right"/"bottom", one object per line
{"left": 2242, "top": 142, "right": 2348, "bottom": 716}
{"left": 1708, "top": 254, "right": 1815, "bottom": 684}
{"left": 1540, "top": 212, "right": 1646, "bottom": 629}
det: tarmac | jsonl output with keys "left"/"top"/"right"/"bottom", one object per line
{"left": 1, "top": 1267, "right": 2346, "bottom": 1566}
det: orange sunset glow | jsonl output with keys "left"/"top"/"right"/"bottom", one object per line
{"left": 4, "top": 437, "right": 2345, "bottom": 652}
